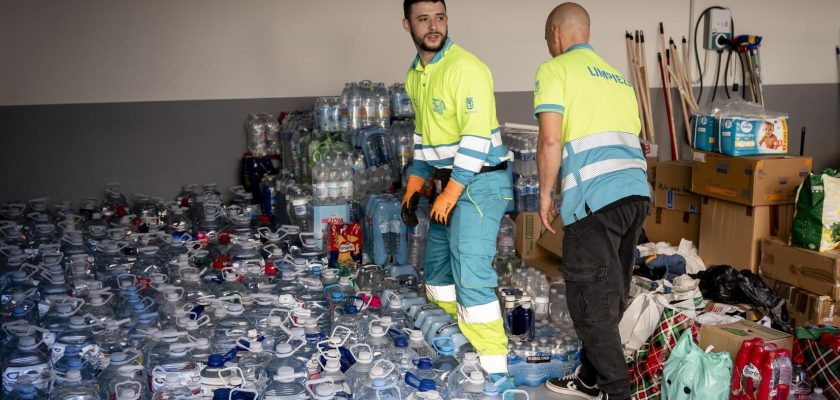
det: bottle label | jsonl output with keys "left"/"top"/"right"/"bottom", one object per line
{"left": 498, "top": 237, "right": 514, "bottom": 247}
{"left": 526, "top": 354, "right": 552, "bottom": 364}
{"left": 2, "top": 362, "right": 52, "bottom": 392}
{"left": 52, "top": 342, "right": 101, "bottom": 365}
{"left": 389, "top": 220, "right": 402, "bottom": 234}
{"left": 293, "top": 205, "right": 307, "bottom": 216}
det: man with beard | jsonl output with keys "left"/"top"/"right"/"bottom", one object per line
{"left": 399, "top": 0, "right": 514, "bottom": 384}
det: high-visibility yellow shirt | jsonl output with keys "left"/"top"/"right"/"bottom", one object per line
{"left": 533, "top": 43, "right": 641, "bottom": 141}
{"left": 405, "top": 38, "right": 511, "bottom": 186}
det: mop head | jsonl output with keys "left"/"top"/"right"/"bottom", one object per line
{"left": 733, "top": 34, "right": 762, "bottom": 51}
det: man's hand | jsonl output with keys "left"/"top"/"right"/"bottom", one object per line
{"left": 401, "top": 175, "right": 427, "bottom": 226}
{"left": 539, "top": 193, "right": 558, "bottom": 234}
{"left": 430, "top": 180, "right": 463, "bottom": 225}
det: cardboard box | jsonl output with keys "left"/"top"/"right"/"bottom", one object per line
{"left": 643, "top": 207, "right": 700, "bottom": 245}
{"left": 525, "top": 256, "right": 563, "bottom": 280}
{"left": 690, "top": 151, "right": 812, "bottom": 206}
{"left": 646, "top": 157, "right": 658, "bottom": 186}
{"left": 654, "top": 160, "right": 702, "bottom": 214}
{"left": 699, "top": 319, "right": 793, "bottom": 361}
{"left": 760, "top": 236, "right": 840, "bottom": 299}
{"left": 699, "top": 197, "right": 794, "bottom": 272}
{"left": 514, "top": 212, "right": 548, "bottom": 260}
{"left": 765, "top": 279, "right": 838, "bottom": 326}
{"left": 536, "top": 215, "right": 565, "bottom": 259}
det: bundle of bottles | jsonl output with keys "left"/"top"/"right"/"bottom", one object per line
{"left": 501, "top": 132, "right": 539, "bottom": 213}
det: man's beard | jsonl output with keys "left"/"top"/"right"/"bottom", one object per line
{"left": 412, "top": 29, "right": 448, "bottom": 53}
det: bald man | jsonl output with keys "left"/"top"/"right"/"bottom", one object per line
{"left": 534, "top": 3, "right": 649, "bottom": 400}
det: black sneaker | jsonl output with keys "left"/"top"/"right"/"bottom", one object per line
{"left": 545, "top": 367, "right": 600, "bottom": 399}
{"left": 593, "top": 393, "right": 633, "bottom": 400}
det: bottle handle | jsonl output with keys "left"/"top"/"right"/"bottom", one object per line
{"left": 114, "top": 380, "right": 142, "bottom": 400}
{"left": 349, "top": 343, "right": 372, "bottom": 361}
{"left": 404, "top": 372, "right": 421, "bottom": 389}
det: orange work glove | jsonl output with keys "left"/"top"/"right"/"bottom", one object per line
{"left": 401, "top": 175, "right": 426, "bottom": 226}
{"left": 429, "top": 180, "right": 464, "bottom": 225}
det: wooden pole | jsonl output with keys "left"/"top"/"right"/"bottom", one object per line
{"left": 657, "top": 52, "right": 678, "bottom": 160}
{"left": 626, "top": 32, "right": 647, "bottom": 141}
{"left": 639, "top": 31, "right": 655, "bottom": 143}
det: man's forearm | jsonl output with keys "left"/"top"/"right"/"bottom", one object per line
{"left": 537, "top": 139, "right": 562, "bottom": 200}
{"left": 537, "top": 112, "right": 564, "bottom": 200}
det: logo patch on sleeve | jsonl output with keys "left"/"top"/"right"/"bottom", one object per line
{"left": 466, "top": 97, "right": 474, "bottom": 110}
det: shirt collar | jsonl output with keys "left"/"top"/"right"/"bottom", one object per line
{"left": 565, "top": 43, "right": 594, "bottom": 53}
{"left": 411, "top": 37, "right": 455, "bottom": 71}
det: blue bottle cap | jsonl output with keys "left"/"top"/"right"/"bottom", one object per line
{"left": 207, "top": 354, "right": 226, "bottom": 368}
{"left": 331, "top": 291, "right": 344, "bottom": 301}
{"left": 414, "top": 357, "right": 433, "bottom": 370}
{"left": 12, "top": 306, "right": 27, "bottom": 317}
{"left": 419, "top": 379, "right": 436, "bottom": 392}
{"left": 212, "top": 388, "right": 232, "bottom": 400}
{"left": 394, "top": 337, "right": 408, "bottom": 348}
{"left": 344, "top": 304, "right": 359, "bottom": 314}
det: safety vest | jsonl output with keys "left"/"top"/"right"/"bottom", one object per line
{"left": 405, "top": 37, "right": 511, "bottom": 186}
{"left": 534, "top": 44, "right": 649, "bottom": 225}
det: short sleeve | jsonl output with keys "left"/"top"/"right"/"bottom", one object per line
{"left": 533, "top": 62, "right": 566, "bottom": 119}
{"left": 451, "top": 66, "right": 496, "bottom": 139}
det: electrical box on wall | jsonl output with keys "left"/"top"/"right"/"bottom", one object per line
{"left": 703, "top": 8, "right": 732, "bottom": 50}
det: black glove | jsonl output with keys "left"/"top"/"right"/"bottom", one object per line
{"left": 401, "top": 192, "right": 420, "bottom": 227}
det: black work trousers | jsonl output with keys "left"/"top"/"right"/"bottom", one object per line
{"left": 561, "top": 199, "right": 649, "bottom": 398}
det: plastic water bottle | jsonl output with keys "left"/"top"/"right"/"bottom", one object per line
{"left": 52, "top": 316, "right": 102, "bottom": 370}
{"left": 148, "top": 343, "right": 201, "bottom": 395}
{"left": 356, "top": 362, "right": 402, "bottom": 400}
{"left": 6, "top": 376, "right": 47, "bottom": 400}
{"left": 2, "top": 336, "right": 52, "bottom": 393}
{"left": 405, "top": 358, "right": 448, "bottom": 399}
{"left": 48, "top": 369, "right": 99, "bottom": 399}
{"left": 150, "top": 372, "right": 193, "bottom": 399}
{"left": 237, "top": 341, "right": 274, "bottom": 386}
{"left": 497, "top": 215, "right": 516, "bottom": 259}
{"left": 345, "top": 345, "right": 375, "bottom": 393}
{"left": 265, "top": 342, "right": 309, "bottom": 382}
{"left": 430, "top": 337, "right": 459, "bottom": 380}
{"left": 211, "top": 302, "right": 256, "bottom": 355}
{"left": 260, "top": 366, "right": 308, "bottom": 399}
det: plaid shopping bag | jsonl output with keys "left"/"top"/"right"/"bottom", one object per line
{"left": 797, "top": 333, "right": 840, "bottom": 398}
{"left": 627, "top": 307, "right": 699, "bottom": 400}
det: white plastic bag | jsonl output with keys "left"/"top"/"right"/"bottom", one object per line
{"left": 620, "top": 291, "right": 665, "bottom": 356}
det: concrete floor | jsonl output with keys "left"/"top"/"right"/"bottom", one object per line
{"left": 518, "top": 384, "right": 590, "bottom": 399}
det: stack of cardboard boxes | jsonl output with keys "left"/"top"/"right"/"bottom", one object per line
{"left": 761, "top": 236, "right": 840, "bottom": 326}
{"left": 643, "top": 150, "right": 811, "bottom": 273}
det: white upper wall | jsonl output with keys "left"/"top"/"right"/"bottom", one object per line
{"left": 1, "top": 0, "right": 838, "bottom": 105}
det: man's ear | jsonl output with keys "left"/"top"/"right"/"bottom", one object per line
{"left": 403, "top": 18, "right": 411, "bottom": 33}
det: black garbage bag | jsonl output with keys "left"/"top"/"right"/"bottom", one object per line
{"left": 697, "top": 265, "right": 749, "bottom": 304}
{"left": 696, "top": 265, "right": 793, "bottom": 333}
{"left": 736, "top": 270, "right": 794, "bottom": 333}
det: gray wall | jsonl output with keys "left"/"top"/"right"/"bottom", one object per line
{"left": 1, "top": 84, "right": 838, "bottom": 204}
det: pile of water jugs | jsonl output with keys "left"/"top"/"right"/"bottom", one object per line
{"left": 0, "top": 183, "right": 577, "bottom": 399}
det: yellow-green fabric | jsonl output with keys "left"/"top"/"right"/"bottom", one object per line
{"left": 533, "top": 43, "right": 641, "bottom": 142}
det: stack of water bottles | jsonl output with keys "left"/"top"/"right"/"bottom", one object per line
{"left": 493, "top": 215, "right": 581, "bottom": 387}
{"left": 0, "top": 181, "right": 559, "bottom": 399}
{"left": 501, "top": 130, "right": 539, "bottom": 213}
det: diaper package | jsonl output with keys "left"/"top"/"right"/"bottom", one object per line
{"left": 691, "top": 112, "right": 718, "bottom": 152}
{"left": 715, "top": 99, "right": 789, "bottom": 156}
